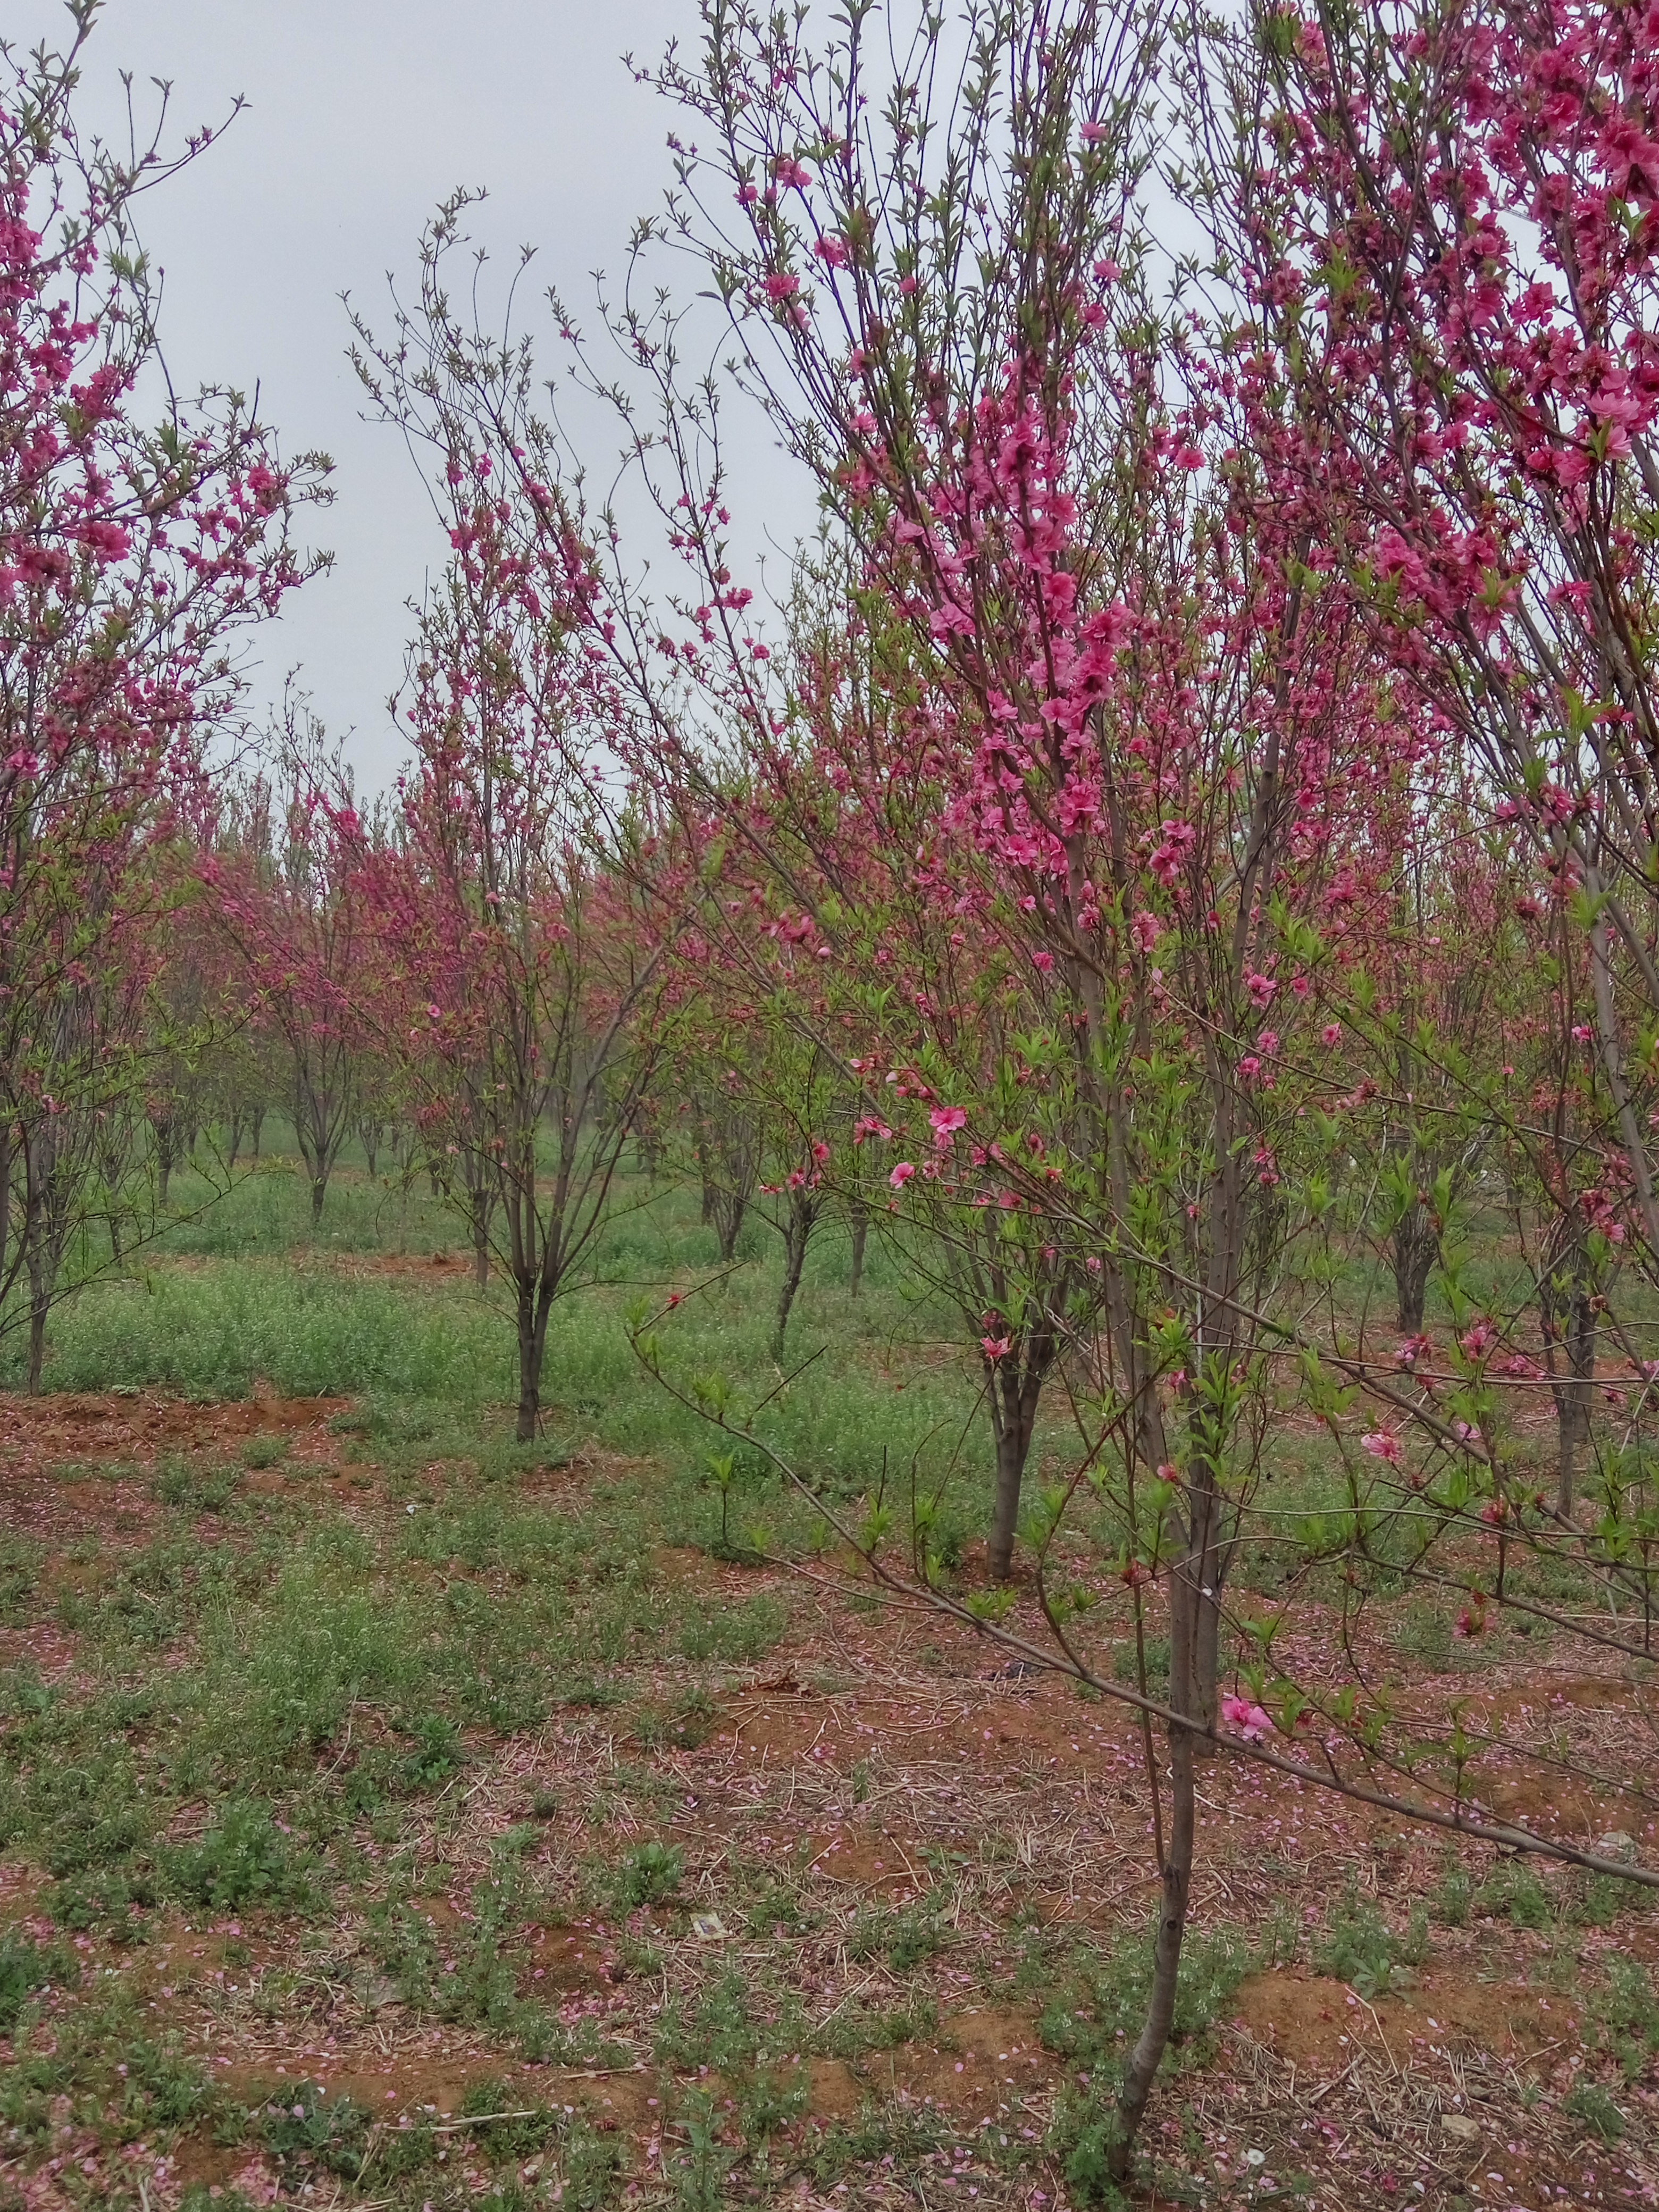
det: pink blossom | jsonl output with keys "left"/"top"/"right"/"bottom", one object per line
{"left": 929, "top": 1105, "right": 967, "bottom": 1143}
{"left": 889, "top": 1161, "right": 916, "bottom": 1188}
{"left": 1360, "top": 1430, "right": 1401, "bottom": 1463}
{"left": 1222, "top": 1695, "right": 1273, "bottom": 1741}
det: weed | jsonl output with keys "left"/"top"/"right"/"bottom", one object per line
{"left": 0, "top": 1537, "right": 40, "bottom": 1627}
{"left": 665, "top": 2087, "right": 739, "bottom": 2212}
{"left": 1565, "top": 2081, "right": 1626, "bottom": 2143}
{"left": 656, "top": 1968, "right": 768, "bottom": 2070}
{"left": 255, "top": 2081, "right": 371, "bottom": 2180}
{"left": 1312, "top": 1888, "right": 1427, "bottom": 1998}
{"left": 1430, "top": 1860, "right": 1473, "bottom": 1927}
{"left": 612, "top": 1839, "right": 684, "bottom": 1909}
{"left": 675, "top": 1591, "right": 785, "bottom": 1664}
{"left": 0, "top": 1932, "right": 78, "bottom": 2027}
{"left": 1594, "top": 1956, "right": 1659, "bottom": 2081}
{"left": 120, "top": 2037, "right": 219, "bottom": 2131}
{"left": 848, "top": 1889, "right": 951, "bottom": 1972}
{"left": 633, "top": 1690, "right": 717, "bottom": 1753}
{"left": 166, "top": 1798, "right": 306, "bottom": 1912}
{"left": 1110, "top": 1634, "right": 1170, "bottom": 1695}
{"left": 400, "top": 1710, "right": 464, "bottom": 1787}
{"left": 1573, "top": 1872, "right": 1633, "bottom": 1929}
{"left": 1394, "top": 1599, "right": 1454, "bottom": 1671}
{"left": 816, "top": 1989, "right": 937, "bottom": 2058}
{"left": 739, "top": 2064, "right": 810, "bottom": 2140}
{"left": 741, "top": 1874, "right": 822, "bottom": 1940}
{"left": 240, "top": 1433, "right": 289, "bottom": 1471}
{"left": 1041, "top": 1922, "right": 1255, "bottom": 2074}
{"left": 1054, "top": 2093, "right": 1136, "bottom": 2210}
{"left": 1477, "top": 1862, "right": 1553, "bottom": 1930}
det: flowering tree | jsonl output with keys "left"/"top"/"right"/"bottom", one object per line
{"left": 0, "top": 11, "right": 325, "bottom": 1376}
{"left": 207, "top": 733, "right": 370, "bottom": 1230}
{"left": 1219, "top": 0, "right": 1659, "bottom": 1253}
{"left": 588, "top": 1, "right": 1433, "bottom": 2163}
{"left": 590, "top": 0, "right": 1659, "bottom": 2174}
{"left": 344, "top": 263, "right": 689, "bottom": 1438}
{"left": 298, "top": 4, "right": 1659, "bottom": 2176}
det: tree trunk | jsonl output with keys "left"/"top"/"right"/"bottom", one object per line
{"left": 251, "top": 1105, "right": 265, "bottom": 1159}
{"left": 849, "top": 1202, "right": 868, "bottom": 1298}
{"left": 699, "top": 1144, "right": 717, "bottom": 1226}
{"left": 227, "top": 1113, "right": 244, "bottom": 1169}
{"left": 1392, "top": 1195, "right": 1438, "bottom": 1334}
{"left": 153, "top": 1116, "right": 175, "bottom": 1211}
{"left": 1541, "top": 1238, "right": 1596, "bottom": 1518}
{"left": 986, "top": 1363, "right": 1042, "bottom": 1582}
{"left": 27, "top": 1294, "right": 47, "bottom": 1396}
{"left": 309, "top": 1174, "right": 328, "bottom": 1226}
{"left": 772, "top": 1194, "right": 816, "bottom": 1362}
{"left": 1110, "top": 1703, "right": 1196, "bottom": 2177}
{"left": 515, "top": 1275, "right": 553, "bottom": 1443}
{"left": 22, "top": 1127, "right": 58, "bottom": 1395}
{"left": 1103, "top": 1507, "right": 1216, "bottom": 2175}
{"left": 473, "top": 1202, "right": 491, "bottom": 1290}
{"left": 1172, "top": 1458, "right": 1226, "bottom": 1737}
{"left": 0, "top": 1123, "right": 11, "bottom": 1298}
{"left": 713, "top": 1184, "right": 749, "bottom": 1264}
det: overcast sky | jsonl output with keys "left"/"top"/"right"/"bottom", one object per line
{"left": 11, "top": 0, "right": 812, "bottom": 787}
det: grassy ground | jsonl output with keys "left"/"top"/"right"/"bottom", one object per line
{"left": 0, "top": 1144, "right": 1656, "bottom": 2211}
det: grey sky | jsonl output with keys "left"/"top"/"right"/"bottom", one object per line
{"left": 12, "top": 0, "right": 811, "bottom": 787}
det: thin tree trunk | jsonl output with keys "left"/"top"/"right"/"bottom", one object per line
{"left": 1174, "top": 1456, "right": 1226, "bottom": 1738}
{"left": 473, "top": 1196, "right": 491, "bottom": 1290}
{"left": 153, "top": 1117, "right": 174, "bottom": 1210}
{"left": 849, "top": 1201, "right": 868, "bottom": 1298}
{"left": 1110, "top": 1710, "right": 1196, "bottom": 2176}
{"left": 0, "top": 1124, "right": 11, "bottom": 1298}
{"left": 772, "top": 1194, "right": 815, "bottom": 1362}
{"left": 515, "top": 1275, "right": 553, "bottom": 1443}
{"left": 1392, "top": 1195, "right": 1438, "bottom": 1334}
{"left": 251, "top": 1105, "right": 265, "bottom": 1159}
{"left": 23, "top": 1144, "right": 51, "bottom": 1396}
{"left": 227, "top": 1113, "right": 244, "bottom": 1169}
{"left": 1540, "top": 1216, "right": 1597, "bottom": 1520}
{"left": 713, "top": 1185, "right": 749, "bottom": 1264}
{"left": 310, "top": 1174, "right": 327, "bottom": 1226}
{"left": 698, "top": 1109, "right": 717, "bottom": 1227}
{"left": 23, "top": 1129, "right": 56, "bottom": 1395}
{"left": 986, "top": 1366, "right": 1041, "bottom": 1582}
{"left": 27, "top": 1295, "right": 47, "bottom": 1396}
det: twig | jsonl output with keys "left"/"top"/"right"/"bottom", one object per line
{"left": 1308, "top": 2058, "right": 1360, "bottom": 2107}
